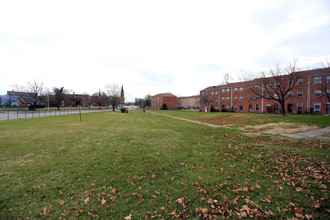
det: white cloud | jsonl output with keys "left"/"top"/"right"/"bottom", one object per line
{"left": 0, "top": 0, "right": 329, "bottom": 100}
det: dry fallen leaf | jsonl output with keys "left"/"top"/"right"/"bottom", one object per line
{"left": 176, "top": 197, "right": 184, "bottom": 204}
{"left": 59, "top": 200, "right": 65, "bottom": 205}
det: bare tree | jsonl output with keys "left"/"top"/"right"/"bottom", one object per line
{"left": 85, "top": 93, "right": 93, "bottom": 109}
{"left": 250, "top": 60, "right": 300, "bottom": 116}
{"left": 221, "top": 73, "right": 232, "bottom": 85}
{"left": 92, "top": 90, "right": 107, "bottom": 109}
{"left": 105, "top": 84, "right": 121, "bottom": 111}
{"left": 200, "top": 91, "right": 210, "bottom": 112}
{"left": 318, "top": 60, "right": 330, "bottom": 102}
{"left": 16, "top": 80, "right": 44, "bottom": 110}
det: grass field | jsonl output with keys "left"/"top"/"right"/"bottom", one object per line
{"left": 0, "top": 110, "right": 329, "bottom": 219}
{"left": 154, "top": 110, "right": 330, "bottom": 133}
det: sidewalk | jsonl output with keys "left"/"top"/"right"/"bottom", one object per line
{"left": 149, "top": 111, "right": 330, "bottom": 139}
{"left": 263, "top": 127, "right": 330, "bottom": 139}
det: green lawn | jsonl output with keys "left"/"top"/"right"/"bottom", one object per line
{"left": 0, "top": 110, "right": 329, "bottom": 219}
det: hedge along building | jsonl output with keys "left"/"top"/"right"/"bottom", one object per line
{"left": 200, "top": 67, "right": 330, "bottom": 114}
{"left": 151, "top": 93, "right": 177, "bottom": 110}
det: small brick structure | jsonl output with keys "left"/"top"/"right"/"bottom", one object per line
{"left": 151, "top": 93, "right": 177, "bottom": 110}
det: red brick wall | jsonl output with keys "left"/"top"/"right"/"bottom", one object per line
{"left": 200, "top": 68, "right": 330, "bottom": 114}
{"left": 163, "top": 96, "right": 177, "bottom": 110}
{"left": 151, "top": 94, "right": 177, "bottom": 110}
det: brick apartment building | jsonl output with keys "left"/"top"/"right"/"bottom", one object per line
{"left": 200, "top": 67, "right": 330, "bottom": 114}
{"left": 177, "top": 95, "right": 200, "bottom": 110}
{"left": 151, "top": 93, "right": 177, "bottom": 110}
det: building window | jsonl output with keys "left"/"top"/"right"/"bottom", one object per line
{"left": 222, "top": 89, "right": 225, "bottom": 93}
{"left": 288, "top": 80, "right": 293, "bottom": 86}
{"left": 297, "top": 102, "right": 303, "bottom": 112}
{"left": 249, "top": 94, "right": 253, "bottom": 100}
{"left": 240, "top": 87, "right": 243, "bottom": 92}
{"left": 297, "top": 91, "right": 303, "bottom": 97}
{"left": 274, "top": 94, "right": 279, "bottom": 99}
{"left": 226, "top": 106, "right": 230, "bottom": 111}
{"left": 215, "top": 106, "right": 218, "bottom": 110}
{"left": 255, "top": 104, "right": 259, "bottom": 111}
{"left": 314, "top": 90, "right": 321, "bottom": 97}
{"left": 222, "top": 97, "right": 225, "bottom": 102}
{"left": 226, "top": 88, "right": 230, "bottom": 93}
{"left": 239, "top": 96, "right": 243, "bottom": 101}
{"left": 215, "top": 98, "right": 217, "bottom": 103}
{"left": 211, "top": 91, "right": 214, "bottom": 95}
{"left": 202, "top": 92, "right": 204, "bottom": 96}
{"left": 266, "top": 93, "right": 271, "bottom": 99}
{"left": 327, "top": 76, "right": 330, "bottom": 83}
{"left": 297, "top": 78, "right": 303, "bottom": 85}
{"left": 226, "top": 97, "right": 230, "bottom": 102}
{"left": 274, "top": 83, "right": 279, "bottom": 88}
{"left": 249, "top": 85, "right": 253, "bottom": 90}
{"left": 234, "top": 105, "right": 237, "bottom": 111}
{"left": 314, "top": 76, "right": 321, "bottom": 84}
{"left": 205, "top": 91, "right": 208, "bottom": 95}
{"left": 288, "top": 91, "right": 293, "bottom": 97}
{"left": 266, "top": 83, "right": 271, "bottom": 89}
{"left": 255, "top": 85, "right": 259, "bottom": 90}
{"left": 215, "top": 91, "right": 218, "bottom": 95}
{"left": 234, "top": 88, "right": 238, "bottom": 92}
{"left": 314, "top": 103, "right": 321, "bottom": 112}
{"left": 234, "top": 97, "right": 238, "bottom": 101}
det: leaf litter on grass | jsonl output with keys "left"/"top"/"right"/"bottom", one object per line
{"left": 1, "top": 112, "right": 329, "bottom": 219}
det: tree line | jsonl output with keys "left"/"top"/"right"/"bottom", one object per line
{"left": 14, "top": 83, "right": 151, "bottom": 110}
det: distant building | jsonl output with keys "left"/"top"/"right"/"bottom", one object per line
{"left": 177, "top": 95, "right": 200, "bottom": 110}
{"left": 0, "top": 95, "right": 7, "bottom": 107}
{"left": 151, "top": 93, "right": 177, "bottom": 110}
{"left": 118, "top": 85, "right": 125, "bottom": 106}
{"left": 6, "top": 91, "right": 35, "bottom": 108}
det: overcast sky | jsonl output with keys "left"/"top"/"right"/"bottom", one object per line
{"left": 0, "top": 0, "right": 329, "bottom": 101}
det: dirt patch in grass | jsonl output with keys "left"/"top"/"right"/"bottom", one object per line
{"left": 242, "top": 122, "right": 318, "bottom": 133}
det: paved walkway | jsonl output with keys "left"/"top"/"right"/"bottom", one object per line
{"left": 149, "top": 111, "right": 330, "bottom": 139}
{"left": 0, "top": 109, "right": 113, "bottom": 120}
{"left": 263, "top": 127, "right": 330, "bottom": 139}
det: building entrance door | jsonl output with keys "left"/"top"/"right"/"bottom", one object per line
{"left": 288, "top": 103, "right": 293, "bottom": 113}
{"left": 327, "top": 103, "right": 330, "bottom": 114}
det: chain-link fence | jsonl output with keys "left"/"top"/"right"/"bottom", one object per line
{"left": 0, "top": 108, "right": 114, "bottom": 120}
